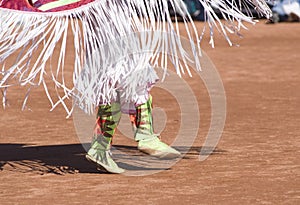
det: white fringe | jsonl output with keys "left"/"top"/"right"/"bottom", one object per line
{"left": 0, "top": 0, "right": 272, "bottom": 115}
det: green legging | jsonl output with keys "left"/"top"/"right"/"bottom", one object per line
{"left": 93, "top": 102, "right": 121, "bottom": 149}
{"left": 131, "top": 95, "right": 154, "bottom": 136}
{"left": 95, "top": 95, "right": 154, "bottom": 148}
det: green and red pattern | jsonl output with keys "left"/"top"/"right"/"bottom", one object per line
{"left": 95, "top": 104, "right": 121, "bottom": 139}
{"left": 132, "top": 96, "right": 154, "bottom": 136}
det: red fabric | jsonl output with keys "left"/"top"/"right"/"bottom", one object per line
{"left": 0, "top": 0, "right": 39, "bottom": 11}
{"left": 0, "top": 0, "right": 95, "bottom": 12}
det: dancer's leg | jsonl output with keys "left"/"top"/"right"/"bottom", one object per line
{"left": 86, "top": 103, "right": 124, "bottom": 174}
{"left": 131, "top": 96, "right": 181, "bottom": 159}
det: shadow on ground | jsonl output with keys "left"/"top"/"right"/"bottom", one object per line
{"left": 0, "top": 143, "right": 226, "bottom": 175}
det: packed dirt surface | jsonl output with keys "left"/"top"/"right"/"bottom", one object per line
{"left": 0, "top": 22, "right": 299, "bottom": 204}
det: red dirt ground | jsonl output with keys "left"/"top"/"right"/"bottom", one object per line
{"left": 0, "top": 22, "right": 299, "bottom": 204}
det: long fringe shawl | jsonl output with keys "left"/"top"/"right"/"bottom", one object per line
{"left": 0, "top": 0, "right": 272, "bottom": 116}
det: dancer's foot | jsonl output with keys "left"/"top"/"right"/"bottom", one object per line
{"left": 137, "top": 135, "right": 181, "bottom": 159}
{"left": 86, "top": 138, "right": 124, "bottom": 174}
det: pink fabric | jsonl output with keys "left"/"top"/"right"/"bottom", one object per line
{"left": 0, "top": 0, "right": 94, "bottom": 12}
{"left": 0, "top": 0, "right": 39, "bottom": 11}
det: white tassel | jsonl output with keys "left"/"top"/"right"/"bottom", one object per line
{"left": 0, "top": 0, "right": 272, "bottom": 114}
